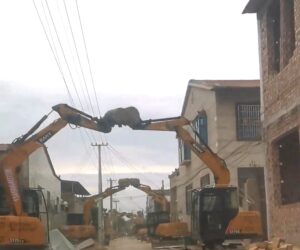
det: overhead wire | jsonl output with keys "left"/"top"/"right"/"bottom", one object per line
{"left": 74, "top": 0, "right": 108, "bottom": 145}
{"left": 107, "top": 145, "right": 161, "bottom": 189}
{"left": 33, "top": 0, "right": 99, "bottom": 178}
{"left": 32, "top": 0, "right": 74, "bottom": 105}
{"left": 55, "top": 0, "right": 91, "bottom": 113}
{"left": 44, "top": 0, "right": 85, "bottom": 110}
{"left": 62, "top": 0, "right": 95, "bottom": 116}
{"left": 54, "top": 0, "right": 98, "bottom": 144}
{"left": 75, "top": 0, "right": 102, "bottom": 117}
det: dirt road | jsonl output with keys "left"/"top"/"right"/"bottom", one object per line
{"left": 108, "top": 237, "right": 152, "bottom": 250}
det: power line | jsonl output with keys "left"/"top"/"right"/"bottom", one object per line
{"left": 44, "top": 0, "right": 84, "bottom": 110}
{"left": 62, "top": 0, "right": 95, "bottom": 116}
{"left": 75, "top": 0, "right": 102, "bottom": 117}
{"left": 32, "top": 0, "right": 74, "bottom": 105}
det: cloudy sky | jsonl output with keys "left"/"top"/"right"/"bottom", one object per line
{"left": 0, "top": 0, "right": 259, "bottom": 211}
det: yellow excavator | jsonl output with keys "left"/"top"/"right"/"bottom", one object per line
{"left": 60, "top": 183, "right": 130, "bottom": 245}
{"left": 98, "top": 107, "right": 263, "bottom": 247}
{"left": 0, "top": 104, "right": 109, "bottom": 249}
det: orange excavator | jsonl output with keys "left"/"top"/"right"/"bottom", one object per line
{"left": 98, "top": 107, "right": 263, "bottom": 247}
{"left": 118, "top": 178, "right": 189, "bottom": 247}
{"left": 0, "top": 104, "right": 109, "bottom": 249}
{"left": 60, "top": 182, "right": 130, "bottom": 245}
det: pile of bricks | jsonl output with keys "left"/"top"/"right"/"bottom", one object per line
{"left": 248, "top": 238, "right": 298, "bottom": 250}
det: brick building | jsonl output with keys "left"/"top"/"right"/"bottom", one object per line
{"left": 244, "top": 0, "right": 300, "bottom": 244}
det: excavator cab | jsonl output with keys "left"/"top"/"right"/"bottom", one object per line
{"left": 146, "top": 211, "right": 170, "bottom": 237}
{"left": 21, "top": 189, "right": 40, "bottom": 218}
{"left": 191, "top": 186, "right": 239, "bottom": 245}
{"left": 0, "top": 186, "right": 40, "bottom": 217}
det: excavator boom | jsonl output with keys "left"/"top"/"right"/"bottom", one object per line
{"left": 100, "top": 108, "right": 230, "bottom": 185}
{"left": 0, "top": 104, "right": 108, "bottom": 248}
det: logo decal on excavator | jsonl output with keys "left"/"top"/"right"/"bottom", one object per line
{"left": 38, "top": 131, "right": 54, "bottom": 144}
{"left": 4, "top": 168, "right": 19, "bottom": 202}
{"left": 9, "top": 238, "right": 25, "bottom": 244}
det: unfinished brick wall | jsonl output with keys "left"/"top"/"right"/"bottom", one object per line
{"left": 257, "top": 0, "right": 300, "bottom": 245}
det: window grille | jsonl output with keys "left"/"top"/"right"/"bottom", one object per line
{"left": 236, "top": 104, "right": 261, "bottom": 140}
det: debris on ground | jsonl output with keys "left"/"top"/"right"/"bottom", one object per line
{"left": 248, "top": 238, "right": 298, "bottom": 250}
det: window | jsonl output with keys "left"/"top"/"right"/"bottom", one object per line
{"left": 193, "top": 111, "right": 208, "bottom": 145}
{"left": 276, "top": 130, "right": 300, "bottom": 205}
{"left": 200, "top": 174, "right": 210, "bottom": 188}
{"left": 236, "top": 103, "right": 261, "bottom": 140}
{"left": 237, "top": 168, "right": 266, "bottom": 208}
{"left": 179, "top": 139, "right": 191, "bottom": 164}
{"left": 185, "top": 184, "right": 193, "bottom": 215}
{"left": 267, "top": 0, "right": 295, "bottom": 73}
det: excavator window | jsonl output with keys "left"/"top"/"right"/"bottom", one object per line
{"left": 0, "top": 186, "right": 40, "bottom": 217}
{"left": 0, "top": 185, "right": 9, "bottom": 215}
{"left": 191, "top": 187, "right": 239, "bottom": 243}
{"left": 22, "top": 189, "right": 40, "bottom": 218}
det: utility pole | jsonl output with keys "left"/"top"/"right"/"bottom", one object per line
{"left": 107, "top": 178, "right": 117, "bottom": 212}
{"left": 91, "top": 142, "right": 108, "bottom": 245}
{"left": 113, "top": 199, "right": 120, "bottom": 211}
{"left": 113, "top": 199, "right": 120, "bottom": 234}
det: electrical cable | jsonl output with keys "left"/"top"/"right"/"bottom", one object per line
{"left": 107, "top": 145, "right": 161, "bottom": 188}
{"left": 75, "top": 0, "right": 102, "bottom": 117}
{"left": 44, "top": 0, "right": 84, "bottom": 110}
{"left": 32, "top": 0, "right": 74, "bottom": 105}
{"left": 62, "top": 0, "right": 95, "bottom": 116}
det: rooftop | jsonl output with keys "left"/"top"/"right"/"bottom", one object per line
{"left": 61, "top": 180, "right": 90, "bottom": 196}
{"left": 242, "top": 0, "right": 267, "bottom": 14}
{"left": 188, "top": 79, "right": 260, "bottom": 90}
{"left": 182, "top": 79, "right": 260, "bottom": 115}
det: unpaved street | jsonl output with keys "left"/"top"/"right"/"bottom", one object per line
{"left": 108, "top": 237, "right": 152, "bottom": 250}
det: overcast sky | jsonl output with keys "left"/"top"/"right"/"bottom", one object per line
{"left": 0, "top": 0, "right": 258, "bottom": 210}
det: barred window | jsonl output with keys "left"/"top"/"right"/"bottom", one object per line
{"left": 236, "top": 104, "right": 261, "bottom": 140}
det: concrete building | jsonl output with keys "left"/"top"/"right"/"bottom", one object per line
{"left": 169, "top": 80, "right": 267, "bottom": 235}
{"left": 0, "top": 144, "right": 65, "bottom": 230}
{"left": 61, "top": 179, "right": 90, "bottom": 225}
{"left": 244, "top": 0, "right": 300, "bottom": 244}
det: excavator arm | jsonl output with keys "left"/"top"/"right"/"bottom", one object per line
{"left": 118, "top": 178, "right": 170, "bottom": 212}
{"left": 83, "top": 185, "right": 127, "bottom": 225}
{"left": 0, "top": 104, "right": 108, "bottom": 217}
{"left": 132, "top": 183, "right": 170, "bottom": 212}
{"left": 100, "top": 108, "right": 230, "bottom": 185}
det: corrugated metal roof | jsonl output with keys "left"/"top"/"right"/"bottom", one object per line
{"left": 61, "top": 180, "right": 90, "bottom": 196}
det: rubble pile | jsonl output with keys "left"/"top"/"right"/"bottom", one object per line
{"left": 249, "top": 238, "right": 299, "bottom": 250}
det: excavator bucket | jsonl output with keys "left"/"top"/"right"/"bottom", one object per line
{"left": 99, "top": 107, "right": 142, "bottom": 132}
{"left": 118, "top": 178, "right": 140, "bottom": 187}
